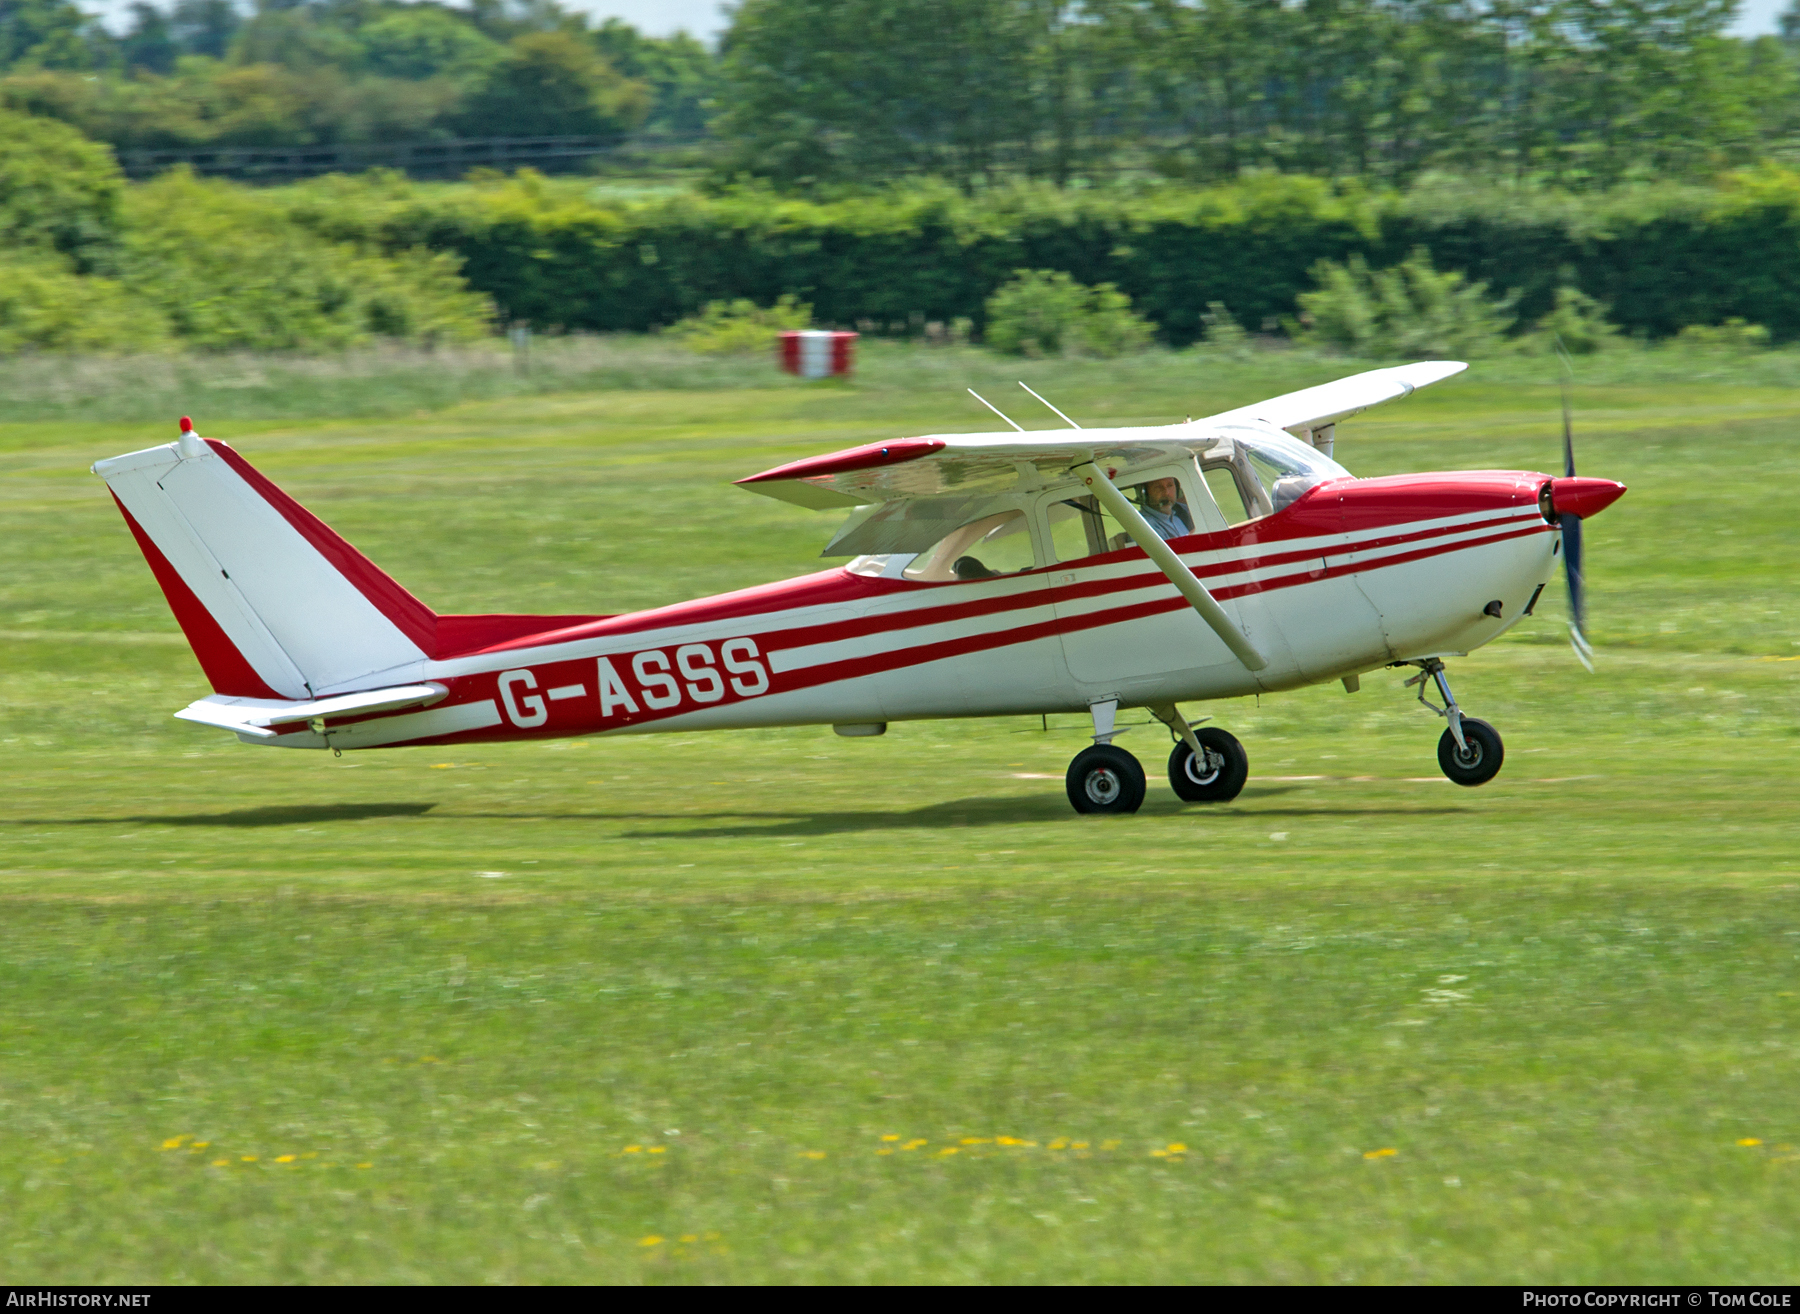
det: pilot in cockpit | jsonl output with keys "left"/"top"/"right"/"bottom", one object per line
{"left": 1137, "top": 477, "right": 1194, "bottom": 541}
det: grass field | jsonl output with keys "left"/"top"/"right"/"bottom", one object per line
{"left": 3, "top": 344, "right": 1798, "bottom": 1283}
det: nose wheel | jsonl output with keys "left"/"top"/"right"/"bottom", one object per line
{"left": 1405, "top": 659, "right": 1505, "bottom": 787}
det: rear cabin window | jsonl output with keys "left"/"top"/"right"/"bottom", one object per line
{"left": 903, "top": 510, "right": 1037, "bottom": 581}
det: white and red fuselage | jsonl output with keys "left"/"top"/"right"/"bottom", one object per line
{"left": 96, "top": 430, "right": 1600, "bottom": 753}
{"left": 93, "top": 361, "right": 1628, "bottom": 761}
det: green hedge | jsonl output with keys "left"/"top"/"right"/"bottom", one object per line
{"left": 279, "top": 170, "right": 1800, "bottom": 345}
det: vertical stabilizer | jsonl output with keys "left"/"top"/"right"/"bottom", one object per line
{"left": 94, "top": 424, "right": 432, "bottom": 698}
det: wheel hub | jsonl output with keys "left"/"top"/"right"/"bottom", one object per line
{"left": 1184, "top": 747, "right": 1223, "bottom": 786}
{"left": 1084, "top": 767, "right": 1122, "bottom": 804}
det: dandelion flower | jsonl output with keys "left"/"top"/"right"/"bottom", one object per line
{"left": 211, "top": 1159, "right": 229, "bottom": 1167}
{"left": 903, "top": 1139, "right": 927, "bottom": 1150}
{"left": 1048, "top": 1139, "right": 1068, "bottom": 1150}
{"left": 275, "top": 1155, "right": 296, "bottom": 1163}
{"left": 356, "top": 1162, "right": 372, "bottom": 1169}
{"left": 241, "top": 1155, "right": 258, "bottom": 1163}
{"left": 876, "top": 1148, "right": 893, "bottom": 1156}
{"left": 1364, "top": 1147, "right": 1398, "bottom": 1159}
{"left": 647, "top": 1146, "right": 666, "bottom": 1155}
{"left": 1167, "top": 1143, "right": 1187, "bottom": 1154}
{"left": 639, "top": 1235, "right": 663, "bottom": 1247}
{"left": 161, "top": 1137, "right": 185, "bottom": 1150}
{"left": 799, "top": 1150, "right": 825, "bottom": 1160}
{"left": 937, "top": 1146, "right": 958, "bottom": 1156}
{"left": 1739, "top": 1138, "right": 1763, "bottom": 1147}
{"left": 679, "top": 1234, "right": 698, "bottom": 1244}
{"left": 995, "top": 1136, "right": 1024, "bottom": 1146}
{"left": 1150, "top": 1149, "right": 1169, "bottom": 1158}
{"left": 880, "top": 1134, "right": 900, "bottom": 1142}
{"left": 1073, "top": 1141, "right": 1090, "bottom": 1150}
{"left": 960, "top": 1137, "right": 990, "bottom": 1145}
{"left": 623, "top": 1145, "right": 643, "bottom": 1154}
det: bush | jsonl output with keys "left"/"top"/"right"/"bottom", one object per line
{"left": 1198, "top": 300, "right": 1251, "bottom": 354}
{"left": 667, "top": 295, "right": 810, "bottom": 354}
{"left": 1296, "top": 249, "right": 1516, "bottom": 359}
{"left": 0, "top": 108, "right": 122, "bottom": 267}
{"left": 0, "top": 255, "right": 170, "bottom": 354}
{"left": 1674, "top": 318, "right": 1771, "bottom": 351}
{"left": 1519, "top": 287, "right": 1621, "bottom": 355}
{"left": 117, "top": 169, "right": 492, "bottom": 352}
{"left": 984, "top": 270, "right": 1153, "bottom": 357}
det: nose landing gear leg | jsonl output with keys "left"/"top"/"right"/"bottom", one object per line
{"left": 1404, "top": 659, "right": 1504, "bottom": 787}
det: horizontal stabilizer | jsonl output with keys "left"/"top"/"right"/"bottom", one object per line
{"left": 175, "top": 683, "right": 448, "bottom": 736}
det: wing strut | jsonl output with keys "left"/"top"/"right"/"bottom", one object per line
{"left": 1072, "top": 462, "right": 1267, "bottom": 672}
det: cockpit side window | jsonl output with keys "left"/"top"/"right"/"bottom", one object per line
{"left": 903, "top": 509, "right": 1037, "bottom": 581}
{"left": 1045, "top": 469, "right": 1203, "bottom": 564}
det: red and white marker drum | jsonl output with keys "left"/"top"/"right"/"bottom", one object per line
{"left": 779, "top": 330, "right": 857, "bottom": 378}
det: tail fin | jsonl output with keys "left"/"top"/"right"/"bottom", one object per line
{"left": 95, "top": 422, "right": 435, "bottom": 700}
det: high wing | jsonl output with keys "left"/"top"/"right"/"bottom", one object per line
{"left": 734, "top": 361, "right": 1466, "bottom": 508}
{"left": 1201, "top": 360, "right": 1466, "bottom": 437}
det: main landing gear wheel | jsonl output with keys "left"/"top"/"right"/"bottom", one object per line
{"left": 1066, "top": 744, "right": 1147, "bottom": 815}
{"left": 1438, "top": 717, "right": 1504, "bottom": 787}
{"left": 1168, "top": 728, "right": 1249, "bottom": 803}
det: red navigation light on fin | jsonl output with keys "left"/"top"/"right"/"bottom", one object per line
{"left": 179, "top": 416, "right": 194, "bottom": 434}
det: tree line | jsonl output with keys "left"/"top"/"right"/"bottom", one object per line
{"left": 0, "top": 0, "right": 709, "bottom": 150}
{"left": 4, "top": 0, "right": 1800, "bottom": 186}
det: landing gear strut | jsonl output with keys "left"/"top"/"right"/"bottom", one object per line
{"left": 1404, "top": 659, "right": 1504, "bottom": 787}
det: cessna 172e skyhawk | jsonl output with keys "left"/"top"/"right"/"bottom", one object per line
{"left": 93, "top": 361, "right": 1624, "bottom": 814}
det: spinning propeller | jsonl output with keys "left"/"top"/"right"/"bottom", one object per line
{"left": 1544, "top": 349, "right": 1626, "bottom": 671}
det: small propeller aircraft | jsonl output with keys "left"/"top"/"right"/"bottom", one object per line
{"left": 92, "top": 361, "right": 1624, "bottom": 814}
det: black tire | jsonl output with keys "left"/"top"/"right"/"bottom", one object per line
{"left": 1437, "top": 717, "right": 1504, "bottom": 786}
{"left": 1167, "top": 728, "right": 1250, "bottom": 803}
{"left": 1066, "top": 744, "right": 1147, "bottom": 815}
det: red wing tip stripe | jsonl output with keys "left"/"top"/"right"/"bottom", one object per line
{"left": 738, "top": 438, "right": 946, "bottom": 485}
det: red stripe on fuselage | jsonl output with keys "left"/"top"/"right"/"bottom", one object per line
{"left": 472, "top": 497, "right": 1543, "bottom": 660}
{"left": 388, "top": 514, "right": 1554, "bottom": 745}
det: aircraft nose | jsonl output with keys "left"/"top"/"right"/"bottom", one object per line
{"left": 1543, "top": 477, "right": 1627, "bottom": 521}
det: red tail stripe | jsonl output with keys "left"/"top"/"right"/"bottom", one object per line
{"left": 113, "top": 494, "right": 285, "bottom": 700}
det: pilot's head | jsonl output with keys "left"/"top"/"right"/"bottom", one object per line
{"left": 1141, "top": 477, "right": 1180, "bottom": 515}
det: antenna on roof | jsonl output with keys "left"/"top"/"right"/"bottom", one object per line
{"left": 1018, "top": 381, "right": 1081, "bottom": 429}
{"left": 966, "top": 388, "right": 1024, "bottom": 432}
